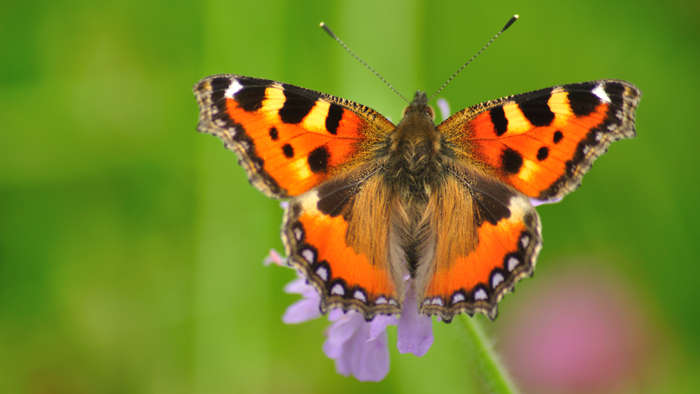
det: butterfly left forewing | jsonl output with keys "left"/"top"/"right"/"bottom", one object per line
{"left": 194, "top": 74, "right": 394, "bottom": 199}
{"left": 438, "top": 80, "right": 641, "bottom": 202}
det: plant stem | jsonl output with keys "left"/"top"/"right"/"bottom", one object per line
{"left": 459, "top": 315, "right": 520, "bottom": 394}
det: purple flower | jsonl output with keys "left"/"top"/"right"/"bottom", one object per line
{"left": 396, "top": 282, "right": 433, "bottom": 357}
{"left": 281, "top": 277, "right": 322, "bottom": 323}
{"left": 266, "top": 249, "right": 434, "bottom": 381}
{"left": 322, "top": 310, "right": 394, "bottom": 381}
{"left": 436, "top": 97, "right": 451, "bottom": 122}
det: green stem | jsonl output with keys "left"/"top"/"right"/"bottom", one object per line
{"left": 459, "top": 315, "right": 520, "bottom": 394}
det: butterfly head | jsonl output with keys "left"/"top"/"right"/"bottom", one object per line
{"left": 401, "top": 91, "right": 435, "bottom": 124}
{"left": 388, "top": 91, "right": 443, "bottom": 182}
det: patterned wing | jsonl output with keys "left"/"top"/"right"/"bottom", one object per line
{"left": 282, "top": 163, "right": 405, "bottom": 318}
{"left": 194, "top": 74, "right": 395, "bottom": 198}
{"left": 414, "top": 164, "right": 542, "bottom": 321}
{"left": 437, "top": 80, "right": 641, "bottom": 202}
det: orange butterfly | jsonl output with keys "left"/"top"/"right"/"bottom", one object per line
{"left": 193, "top": 74, "right": 640, "bottom": 322}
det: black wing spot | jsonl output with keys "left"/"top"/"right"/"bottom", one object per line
{"left": 236, "top": 86, "right": 266, "bottom": 112}
{"left": 282, "top": 144, "right": 294, "bottom": 158}
{"left": 308, "top": 146, "right": 330, "bottom": 173}
{"left": 568, "top": 82, "right": 600, "bottom": 117}
{"left": 489, "top": 106, "right": 508, "bottom": 136}
{"left": 209, "top": 77, "right": 231, "bottom": 91}
{"left": 279, "top": 90, "right": 316, "bottom": 124}
{"left": 537, "top": 146, "right": 549, "bottom": 161}
{"left": 269, "top": 127, "right": 279, "bottom": 141}
{"left": 519, "top": 89, "right": 555, "bottom": 127}
{"left": 501, "top": 148, "right": 524, "bottom": 174}
{"left": 325, "top": 104, "right": 343, "bottom": 135}
{"left": 553, "top": 130, "right": 563, "bottom": 144}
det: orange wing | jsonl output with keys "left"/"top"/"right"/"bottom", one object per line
{"left": 194, "top": 75, "right": 394, "bottom": 198}
{"left": 437, "top": 80, "right": 641, "bottom": 201}
{"left": 415, "top": 164, "right": 542, "bottom": 321}
{"left": 281, "top": 164, "right": 404, "bottom": 318}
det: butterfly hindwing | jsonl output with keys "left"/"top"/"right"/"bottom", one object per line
{"left": 438, "top": 80, "right": 641, "bottom": 202}
{"left": 282, "top": 163, "right": 404, "bottom": 317}
{"left": 194, "top": 75, "right": 394, "bottom": 198}
{"left": 414, "top": 164, "right": 542, "bottom": 321}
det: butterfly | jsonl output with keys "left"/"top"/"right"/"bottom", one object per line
{"left": 193, "top": 74, "right": 641, "bottom": 322}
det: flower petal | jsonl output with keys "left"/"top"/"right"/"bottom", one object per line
{"left": 437, "top": 97, "right": 451, "bottom": 122}
{"left": 323, "top": 312, "right": 364, "bottom": 359}
{"left": 351, "top": 330, "right": 391, "bottom": 382}
{"left": 397, "top": 285, "right": 434, "bottom": 357}
{"left": 282, "top": 296, "right": 322, "bottom": 324}
{"left": 327, "top": 308, "right": 344, "bottom": 322}
{"left": 283, "top": 277, "right": 310, "bottom": 294}
{"left": 263, "top": 249, "right": 286, "bottom": 266}
{"left": 336, "top": 317, "right": 390, "bottom": 382}
{"left": 369, "top": 314, "right": 398, "bottom": 341}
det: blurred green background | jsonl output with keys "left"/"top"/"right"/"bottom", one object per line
{"left": 2, "top": 0, "right": 699, "bottom": 393}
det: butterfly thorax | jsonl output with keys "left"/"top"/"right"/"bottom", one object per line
{"left": 386, "top": 91, "right": 443, "bottom": 190}
{"left": 382, "top": 92, "right": 447, "bottom": 276}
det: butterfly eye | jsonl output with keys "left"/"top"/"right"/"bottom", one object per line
{"left": 425, "top": 105, "right": 435, "bottom": 121}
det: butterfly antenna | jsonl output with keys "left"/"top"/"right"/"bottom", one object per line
{"left": 320, "top": 22, "right": 409, "bottom": 103}
{"left": 428, "top": 14, "right": 519, "bottom": 102}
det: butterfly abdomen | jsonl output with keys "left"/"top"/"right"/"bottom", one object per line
{"left": 379, "top": 93, "right": 450, "bottom": 277}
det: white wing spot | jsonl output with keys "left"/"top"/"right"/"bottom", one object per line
{"left": 452, "top": 293, "right": 466, "bottom": 304}
{"left": 224, "top": 79, "right": 244, "bottom": 99}
{"left": 376, "top": 297, "right": 387, "bottom": 305}
{"left": 431, "top": 297, "right": 444, "bottom": 306}
{"left": 300, "top": 248, "right": 315, "bottom": 263}
{"left": 592, "top": 84, "right": 611, "bottom": 103}
{"left": 492, "top": 272, "right": 505, "bottom": 289}
{"left": 474, "top": 289, "right": 488, "bottom": 301}
{"left": 583, "top": 145, "right": 591, "bottom": 155}
{"left": 293, "top": 227, "right": 303, "bottom": 242}
{"left": 388, "top": 298, "right": 398, "bottom": 306}
{"left": 315, "top": 266, "right": 328, "bottom": 282}
{"left": 595, "top": 131, "right": 603, "bottom": 141}
{"left": 520, "top": 235, "right": 530, "bottom": 248}
{"left": 508, "top": 256, "right": 520, "bottom": 272}
{"left": 353, "top": 290, "right": 367, "bottom": 303}
{"left": 330, "top": 284, "right": 345, "bottom": 296}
